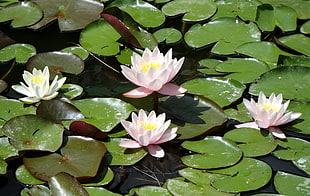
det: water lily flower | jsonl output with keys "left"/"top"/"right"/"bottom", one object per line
{"left": 235, "top": 92, "right": 302, "bottom": 139}
{"left": 119, "top": 109, "right": 178, "bottom": 158}
{"left": 121, "top": 47, "right": 187, "bottom": 98}
{"left": 12, "top": 66, "right": 66, "bottom": 104}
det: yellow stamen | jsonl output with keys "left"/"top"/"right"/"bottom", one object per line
{"left": 140, "top": 61, "right": 162, "bottom": 72}
{"left": 31, "top": 76, "right": 45, "bottom": 85}
{"left": 139, "top": 121, "right": 157, "bottom": 130}
{"left": 260, "top": 104, "right": 279, "bottom": 112}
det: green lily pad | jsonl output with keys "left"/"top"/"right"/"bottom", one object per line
{"left": 278, "top": 34, "right": 310, "bottom": 56}
{"left": 0, "top": 0, "right": 19, "bottom": 7}
{"left": 20, "top": 185, "right": 51, "bottom": 196}
{"left": 181, "top": 136, "right": 242, "bottom": 169}
{"left": 0, "top": 43, "right": 36, "bottom": 63}
{"left": 16, "top": 165, "right": 45, "bottom": 185}
{"left": 26, "top": 51, "right": 84, "bottom": 78}
{"left": 79, "top": 19, "right": 121, "bottom": 56}
{"left": 107, "top": 0, "right": 165, "bottom": 28}
{"left": 301, "top": 20, "right": 310, "bottom": 34}
{"left": 82, "top": 166, "right": 114, "bottom": 186}
{"left": 103, "top": 138, "right": 147, "bottom": 165}
{"left": 59, "top": 83, "right": 84, "bottom": 99}
{"left": 0, "top": 1, "right": 42, "bottom": 27}
{"left": 29, "top": 0, "right": 103, "bottom": 31}
{"left": 236, "top": 41, "right": 293, "bottom": 66}
{"left": 210, "top": 158, "right": 272, "bottom": 193}
{"left": 24, "top": 136, "right": 107, "bottom": 181}
{"left": 216, "top": 58, "right": 270, "bottom": 83}
{"left": 0, "top": 99, "right": 36, "bottom": 127}
{"left": 282, "top": 56, "right": 310, "bottom": 67}
{"left": 64, "top": 98, "right": 135, "bottom": 132}
{"left": 273, "top": 137, "right": 310, "bottom": 160}
{"left": 159, "top": 94, "right": 227, "bottom": 140}
{"left": 284, "top": 101, "right": 310, "bottom": 135}
{"left": 198, "top": 59, "right": 225, "bottom": 75}
{"left": 249, "top": 66, "right": 310, "bottom": 102}
{"left": 181, "top": 77, "right": 246, "bottom": 107}
{"left": 224, "top": 102, "right": 253, "bottom": 122}
{"left": 224, "top": 128, "right": 277, "bottom": 157}
{"left": 153, "top": 28, "right": 182, "bottom": 44}
{"left": 2, "top": 114, "right": 64, "bottom": 152}
{"left": 293, "top": 156, "right": 310, "bottom": 175}
{"left": 49, "top": 172, "right": 88, "bottom": 196}
{"left": 116, "top": 48, "right": 133, "bottom": 65}
{"left": 274, "top": 171, "right": 310, "bottom": 196}
{"left": 128, "top": 186, "right": 172, "bottom": 196}
{"left": 162, "top": 0, "right": 217, "bottom": 22}
{"left": 61, "top": 46, "right": 89, "bottom": 60}
{"left": 0, "top": 80, "right": 7, "bottom": 94}
{"left": 255, "top": 4, "right": 275, "bottom": 31}
{"left": 184, "top": 17, "right": 261, "bottom": 55}
{"left": 0, "top": 137, "right": 18, "bottom": 174}
{"left": 85, "top": 187, "right": 121, "bottom": 196}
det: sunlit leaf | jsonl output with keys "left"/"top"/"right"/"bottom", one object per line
{"left": 282, "top": 56, "right": 310, "bottom": 67}
{"left": 197, "top": 59, "right": 225, "bottom": 75}
{"left": 0, "top": 43, "right": 36, "bottom": 63}
{"left": 61, "top": 46, "right": 89, "bottom": 60}
{"left": 0, "top": 0, "right": 19, "bottom": 7}
{"left": 278, "top": 34, "right": 310, "bottom": 56}
{"left": 85, "top": 187, "right": 121, "bottom": 196}
{"left": 82, "top": 167, "right": 114, "bottom": 187}
{"left": 153, "top": 28, "right": 182, "bottom": 44}
{"left": 301, "top": 20, "right": 310, "bottom": 34}
{"left": 284, "top": 101, "right": 310, "bottom": 135}
{"left": 20, "top": 185, "right": 51, "bottom": 196}
{"left": 129, "top": 186, "right": 172, "bottom": 196}
{"left": 16, "top": 165, "right": 45, "bottom": 185}
{"left": 116, "top": 48, "right": 133, "bottom": 65}
{"left": 224, "top": 102, "right": 253, "bottom": 122}
{"left": 59, "top": 84, "right": 84, "bottom": 99}
{"left": 0, "top": 137, "right": 18, "bottom": 174}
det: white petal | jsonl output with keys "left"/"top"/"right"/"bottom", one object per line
{"left": 235, "top": 121, "right": 260, "bottom": 130}
{"left": 268, "top": 127, "right": 286, "bottom": 139}
{"left": 19, "top": 96, "right": 41, "bottom": 104}
{"left": 147, "top": 145, "right": 165, "bottom": 158}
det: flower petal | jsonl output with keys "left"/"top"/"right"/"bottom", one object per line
{"left": 155, "top": 127, "right": 178, "bottom": 144}
{"left": 19, "top": 96, "right": 41, "bottom": 104}
{"left": 157, "top": 83, "right": 187, "bottom": 96}
{"left": 268, "top": 127, "right": 286, "bottom": 139}
{"left": 119, "top": 140, "right": 142, "bottom": 148}
{"left": 123, "top": 87, "right": 154, "bottom": 98}
{"left": 235, "top": 121, "right": 260, "bottom": 130}
{"left": 147, "top": 144, "right": 165, "bottom": 158}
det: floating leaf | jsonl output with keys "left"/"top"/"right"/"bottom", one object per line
{"left": 181, "top": 77, "right": 246, "bottom": 107}
{"left": 61, "top": 46, "right": 89, "bottom": 60}
{"left": 160, "top": 95, "right": 227, "bottom": 140}
{"left": 153, "top": 28, "right": 182, "bottom": 44}
{"left": 210, "top": 158, "right": 272, "bottom": 192}
{"left": 181, "top": 136, "right": 242, "bottom": 169}
{"left": 278, "top": 34, "right": 310, "bottom": 56}
{"left": 26, "top": 51, "right": 84, "bottom": 78}
{"left": 224, "top": 128, "right": 277, "bottom": 157}
{"left": 197, "top": 59, "right": 225, "bottom": 75}
{"left": 69, "top": 121, "right": 108, "bottom": 140}
{"left": 30, "top": 0, "right": 103, "bottom": 31}
{"left": 256, "top": 4, "right": 275, "bottom": 31}
{"left": 107, "top": 0, "right": 165, "bottom": 28}
{"left": 249, "top": 66, "right": 310, "bottom": 102}
{"left": 59, "top": 84, "right": 84, "bottom": 99}
{"left": 16, "top": 165, "right": 45, "bottom": 185}
{"left": 116, "top": 48, "right": 133, "bottom": 65}
{"left": 129, "top": 186, "right": 172, "bottom": 196}
{"left": 216, "top": 58, "right": 270, "bottom": 83}
{"left": 282, "top": 56, "right": 310, "bottom": 67}
{"left": 224, "top": 102, "right": 252, "bottom": 122}
{"left": 0, "top": 43, "right": 36, "bottom": 63}
{"left": 0, "top": 80, "right": 7, "bottom": 93}
{"left": 162, "top": 0, "right": 217, "bottom": 22}
{"left": 64, "top": 98, "right": 135, "bottom": 132}
{"left": 185, "top": 17, "right": 261, "bottom": 55}
{"left": 2, "top": 115, "right": 64, "bottom": 151}
{"left": 24, "top": 136, "right": 107, "bottom": 181}
{"left": 79, "top": 19, "right": 121, "bottom": 56}
{"left": 0, "top": 0, "right": 19, "bottom": 7}
{"left": 284, "top": 101, "right": 310, "bottom": 135}
{"left": 0, "top": 2, "right": 42, "bottom": 27}
{"left": 301, "top": 20, "right": 310, "bottom": 34}
{"left": 85, "top": 187, "right": 121, "bottom": 196}
{"left": 274, "top": 171, "right": 310, "bottom": 196}
{"left": 82, "top": 167, "right": 114, "bottom": 187}
{"left": 20, "top": 185, "right": 51, "bottom": 196}
{"left": 0, "top": 137, "right": 18, "bottom": 174}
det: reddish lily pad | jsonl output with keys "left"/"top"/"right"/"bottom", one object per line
{"left": 0, "top": 43, "right": 36, "bottom": 63}
{"left": 23, "top": 136, "right": 107, "bottom": 181}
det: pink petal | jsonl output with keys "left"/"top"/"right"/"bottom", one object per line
{"left": 123, "top": 87, "right": 154, "bottom": 98}
{"left": 268, "top": 127, "right": 286, "bottom": 139}
{"left": 157, "top": 83, "right": 187, "bottom": 96}
{"left": 147, "top": 145, "right": 165, "bottom": 158}
{"left": 154, "top": 127, "right": 178, "bottom": 144}
{"left": 235, "top": 122, "right": 260, "bottom": 130}
{"left": 118, "top": 140, "right": 142, "bottom": 148}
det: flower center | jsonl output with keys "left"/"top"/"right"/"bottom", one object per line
{"left": 139, "top": 121, "right": 157, "bottom": 130}
{"left": 140, "top": 61, "right": 162, "bottom": 72}
{"left": 260, "top": 104, "right": 279, "bottom": 112}
{"left": 31, "top": 76, "right": 45, "bottom": 85}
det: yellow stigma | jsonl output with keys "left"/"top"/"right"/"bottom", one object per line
{"left": 139, "top": 121, "right": 157, "bottom": 130}
{"left": 31, "top": 76, "right": 45, "bottom": 85}
{"left": 260, "top": 104, "right": 279, "bottom": 112}
{"left": 140, "top": 61, "right": 162, "bottom": 72}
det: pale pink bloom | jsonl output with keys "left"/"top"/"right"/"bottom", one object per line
{"left": 12, "top": 66, "right": 66, "bottom": 104}
{"left": 121, "top": 47, "right": 187, "bottom": 98}
{"left": 119, "top": 109, "right": 178, "bottom": 158}
{"left": 235, "top": 92, "right": 302, "bottom": 139}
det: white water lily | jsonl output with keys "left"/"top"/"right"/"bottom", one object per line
{"left": 12, "top": 66, "right": 66, "bottom": 104}
{"left": 235, "top": 92, "right": 302, "bottom": 139}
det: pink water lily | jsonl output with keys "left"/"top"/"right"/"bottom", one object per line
{"left": 121, "top": 47, "right": 187, "bottom": 98}
{"left": 119, "top": 109, "right": 178, "bottom": 158}
{"left": 235, "top": 92, "right": 302, "bottom": 139}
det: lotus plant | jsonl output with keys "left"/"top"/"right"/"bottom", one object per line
{"left": 121, "top": 47, "right": 187, "bottom": 98}
{"left": 12, "top": 66, "right": 66, "bottom": 104}
{"left": 119, "top": 109, "right": 178, "bottom": 158}
{"left": 235, "top": 92, "right": 302, "bottom": 139}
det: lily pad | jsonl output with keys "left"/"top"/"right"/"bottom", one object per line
{"left": 85, "top": 187, "right": 121, "bottom": 196}
{"left": 249, "top": 66, "right": 310, "bottom": 102}
{"left": 224, "top": 102, "right": 253, "bottom": 122}
{"left": 162, "top": 0, "right": 217, "bottom": 22}
{"left": 2, "top": 114, "right": 64, "bottom": 152}
{"left": 16, "top": 165, "right": 45, "bottom": 185}
{"left": 23, "top": 136, "right": 107, "bottom": 181}
{"left": 0, "top": 137, "right": 18, "bottom": 174}
{"left": 59, "top": 83, "right": 84, "bottom": 99}
{"left": 224, "top": 128, "right": 277, "bottom": 157}
{"left": 64, "top": 98, "right": 135, "bottom": 132}
{"left": 116, "top": 48, "right": 133, "bottom": 65}
{"left": 184, "top": 17, "right": 261, "bottom": 55}
{"left": 181, "top": 77, "right": 246, "bottom": 107}
{"left": 128, "top": 186, "right": 172, "bottom": 196}
{"left": 61, "top": 46, "right": 89, "bottom": 60}
{"left": 82, "top": 166, "right": 114, "bottom": 186}
{"left": 282, "top": 56, "right": 310, "bottom": 67}
{"left": 274, "top": 171, "right": 310, "bottom": 196}
{"left": 197, "top": 59, "right": 225, "bottom": 75}
{"left": 216, "top": 58, "right": 270, "bottom": 83}
{"left": 0, "top": 1, "right": 42, "bottom": 27}
{"left": 0, "top": 0, "right": 19, "bottom": 7}
{"left": 79, "top": 19, "right": 121, "bottom": 56}
{"left": 153, "top": 28, "right": 182, "bottom": 44}
{"left": 210, "top": 158, "right": 272, "bottom": 193}
{"left": 20, "top": 185, "right": 51, "bottom": 196}
{"left": 0, "top": 80, "right": 8, "bottom": 94}
{"left": 181, "top": 136, "right": 242, "bottom": 169}
{"left": 301, "top": 20, "right": 310, "bottom": 34}
{"left": 26, "top": 51, "right": 85, "bottom": 78}
{"left": 0, "top": 43, "right": 36, "bottom": 63}
{"left": 284, "top": 101, "right": 310, "bottom": 135}
{"left": 103, "top": 138, "right": 147, "bottom": 165}
{"left": 159, "top": 94, "right": 227, "bottom": 140}
{"left": 278, "top": 34, "right": 310, "bottom": 56}
{"left": 107, "top": 0, "right": 165, "bottom": 28}
{"left": 30, "top": 0, "right": 103, "bottom": 31}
